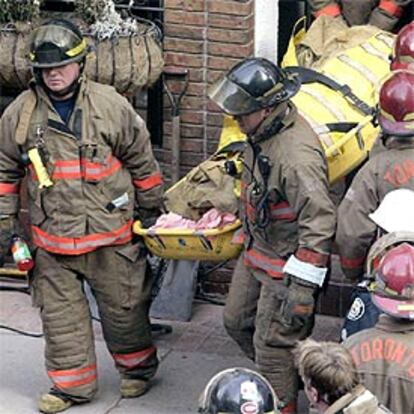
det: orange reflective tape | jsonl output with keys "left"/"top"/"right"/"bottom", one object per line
{"left": 133, "top": 172, "right": 163, "bottom": 190}
{"left": 244, "top": 249, "right": 286, "bottom": 278}
{"left": 113, "top": 346, "right": 156, "bottom": 368}
{"left": 32, "top": 221, "right": 133, "bottom": 255}
{"left": 48, "top": 364, "right": 97, "bottom": 378}
{"left": 379, "top": 0, "right": 404, "bottom": 17}
{"left": 296, "top": 248, "right": 329, "bottom": 267}
{"left": 0, "top": 182, "right": 19, "bottom": 194}
{"left": 54, "top": 373, "right": 97, "bottom": 389}
{"left": 231, "top": 228, "right": 245, "bottom": 245}
{"left": 314, "top": 3, "right": 341, "bottom": 17}
{"left": 48, "top": 364, "right": 97, "bottom": 389}
{"left": 340, "top": 255, "right": 365, "bottom": 269}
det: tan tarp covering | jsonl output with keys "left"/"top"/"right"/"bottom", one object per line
{"left": 296, "top": 15, "right": 383, "bottom": 69}
{"left": 164, "top": 153, "right": 240, "bottom": 221}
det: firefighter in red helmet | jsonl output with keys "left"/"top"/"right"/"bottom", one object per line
{"left": 336, "top": 71, "right": 414, "bottom": 280}
{"left": 391, "top": 21, "right": 414, "bottom": 70}
{"left": 344, "top": 239, "right": 414, "bottom": 413}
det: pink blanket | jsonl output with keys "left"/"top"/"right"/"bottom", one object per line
{"left": 150, "top": 208, "right": 237, "bottom": 230}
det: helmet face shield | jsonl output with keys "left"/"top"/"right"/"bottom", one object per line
{"left": 208, "top": 77, "right": 263, "bottom": 116}
{"left": 30, "top": 23, "right": 87, "bottom": 68}
{"left": 208, "top": 58, "right": 301, "bottom": 117}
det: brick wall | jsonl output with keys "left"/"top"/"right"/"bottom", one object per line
{"left": 155, "top": 0, "right": 254, "bottom": 182}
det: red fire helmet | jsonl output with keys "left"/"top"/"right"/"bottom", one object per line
{"left": 378, "top": 71, "right": 414, "bottom": 137}
{"left": 372, "top": 243, "right": 414, "bottom": 320}
{"left": 391, "top": 21, "right": 414, "bottom": 71}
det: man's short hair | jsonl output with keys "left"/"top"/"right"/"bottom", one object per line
{"left": 294, "top": 339, "right": 360, "bottom": 405}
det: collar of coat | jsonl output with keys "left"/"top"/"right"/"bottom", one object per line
{"left": 324, "top": 385, "right": 382, "bottom": 414}
{"left": 376, "top": 314, "right": 414, "bottom": 333}
{"left": 249, "top": 101, "right": 297, "bottom": 144}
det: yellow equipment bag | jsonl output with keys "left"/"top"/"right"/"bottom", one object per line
{"left": 284, "top": 18, "right": 394, "bottom": 183}
{"left": 222, "top": 19, "right": 394, "bottom": 184}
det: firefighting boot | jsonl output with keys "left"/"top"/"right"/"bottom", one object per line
{"left": 38, "top": 393, "right": 73, "bottom": 413}
{"left": 120, "top": 379, "right": 149, "bottom": 398}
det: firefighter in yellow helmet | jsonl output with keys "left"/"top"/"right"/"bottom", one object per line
{"left": 0, "top": 19, "right": 163, "bottom": 413}
{"left": 208, "top": 58, "right": 336, "bottom": 413}
{"left": 307, "top": 0, "right": 412, "bottom": 32}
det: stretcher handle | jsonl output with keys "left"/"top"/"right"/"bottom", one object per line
{"left": 324, "top": 115, "right": 374, "bottom": 158}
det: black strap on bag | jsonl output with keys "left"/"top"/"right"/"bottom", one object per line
{"left": 285, "top": 66, "right": 375, "bottom": 116}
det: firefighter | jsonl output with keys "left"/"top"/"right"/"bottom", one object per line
{"left": 208, "top": 58, "right": 336, "bottom": 413}
{"left": 343, "top": 242, "right": 414, "bottom": 414}
{"left": 198, "top": 367, "right": 281, "bottom": 414}
{"left": 294, "top": 339, "right": 392, "bottom": 414}
{"left": 336, "top": 71, "right": 414, "bottom": 280}
{"left": 307, "top": 0, "right": 412, "bottom": 32}
{"left": 0, "top": 19, "right": 163, "bottom": 413}
{"left": 391, "top": 20, "right": 414, "bottom": 70}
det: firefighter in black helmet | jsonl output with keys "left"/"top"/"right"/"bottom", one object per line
{"left": 208, "top": 58, "right": 336, "bottom": 413}
{"left": 29, "top": 19, "right": 89, "bottom": 98}
{"left": 209, "top": 58, "right": 300, "bottom": 117}
{"left": 199, "top": 367, "right": 281, "bottom": 414}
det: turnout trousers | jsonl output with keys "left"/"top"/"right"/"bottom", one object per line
{"left": 223, "top": 257, "right": 316, "bottom": 408}
{"left": 31, "top": 242, "right": 158, "bottom": 402}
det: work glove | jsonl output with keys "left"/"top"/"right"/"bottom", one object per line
{"left": 281, "top": 274, "right": 319, "bottom": 325}
{"left": 0, "top": 215, "right": 17, "bottom": 267}
{"left": 135, "top": 207, "right": 164, "bottom": 229}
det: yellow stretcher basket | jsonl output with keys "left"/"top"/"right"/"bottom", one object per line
{"left": 133, "top": 220, "right": 242, "bottom": 261}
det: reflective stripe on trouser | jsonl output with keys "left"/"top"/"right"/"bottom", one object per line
{"left": 223, "top": 257, "right": 315, "bottom": 406}
{"left": 31, "top": 242, "right": 158, "bottom": 402}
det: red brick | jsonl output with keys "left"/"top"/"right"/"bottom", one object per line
{"left": 206, "top": 126, "right": 222, "bottom": 142}
{"left": 208, "top": 41, "right": 254, "bottom": 58}
{"left": 208, "top": 56, "right": 241, "bottom": 71}
{"left": 207, "top": 69, "right": 227, "bottom": 84}
{"left": 165, "top": 10, "right": 206, "bottom": 26}
{"left": 165, "top": 52, "right": 204, "bottom": 68}
{"left": 207, "top": 139, "right": 220, "bottom": 154}
{"left": 164, "top": 122, "right": 205, "bottom": 138}
{"left": 207, "top": 112, "right": 224, "bottom": 127}
{"left": 164, "top": 109, "right": 205, "bottom": 125}
{"left": 207, "top": 27, "right": 254, "bottom": 44}
{"left": 163, "top": 80, "right": 205, "bottom": 97}
{"left": 163, "top": 136, "right": 204, "bottom": 152}
{"left": 207, "top": 99, "right": 225, "bottom": 112}
{"left": 165, "top": 0, "right": 206, "bottom": 12}
{"left": 207, "top": 0, "right": 253, "bottom": 16}
{"left": 188, "top": 68, "right": 205, "bottom": 82}
{"left": 208, "top": 13, "right": 254, "bottom": 30}
{"left": 181, "top": 151, "right": 206, "bottom": 166}
{"left": 165, "top": 24, "right": 205, "bottom": 40}
{"left": 164, "top": 38, "right": 204, "bottom": 54}
{"left": 179, "top": 96, "right": 206, "bottom": 111}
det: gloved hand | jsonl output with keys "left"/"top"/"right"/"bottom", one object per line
{"left": 135, "top": 207, "right": 164, "bottom": 229}
{"left": 0, "top": 215, "right": 17, "bottom": 267}
{"left": 281, "top": 274, "right": 319, "bottom": 324}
